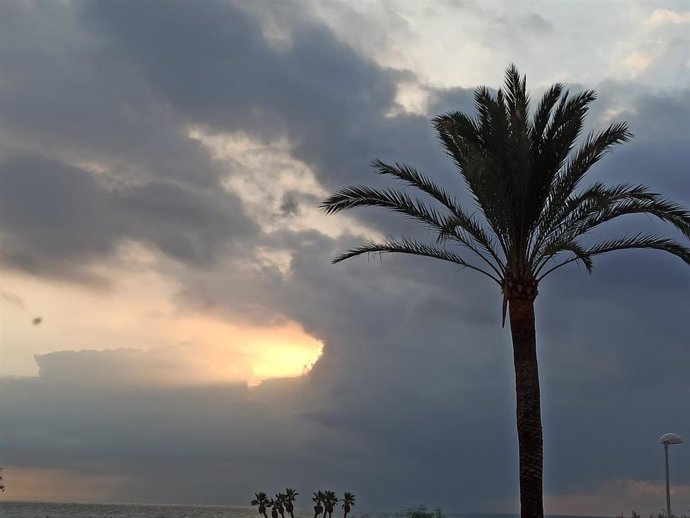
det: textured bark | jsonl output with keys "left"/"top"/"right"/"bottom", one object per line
{"left": 509, "top": 295, "right": 543, "bottom": 518}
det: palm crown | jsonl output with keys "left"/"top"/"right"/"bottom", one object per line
{"left": 341, "top": 491, "right": 355, "bottom": 518}
{"left": 322, "top": 490, "right": 338, "bottom": 517}
{"left": 322, "top": 65, "right": 690, "bottom": 321}
{"left": 341, "top": 492, "right": 355, "bottom": 508}
{"left": 274, "top": 493, "right": 286, "bottom": 517}
{"left": 251, "top": 492, "right": 270, "bottom": 518}
{"left": 313, "top": 491, "right": 324, "bottom": 513}
{"left": 284, "top": 488, "right": 298, "bottom": 518}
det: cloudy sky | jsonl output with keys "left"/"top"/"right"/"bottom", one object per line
{"left": 1, "top": 0, "right": 689, "bottom": 515}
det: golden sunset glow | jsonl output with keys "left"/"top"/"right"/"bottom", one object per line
{"left": 250, "top": 339, "right": 324, "bottom": 385}
{"left": 0, "top": 250, "right": 323, "bottom": 385}
{"left": 1, "top": 467, "right": 124, "bottom": 504}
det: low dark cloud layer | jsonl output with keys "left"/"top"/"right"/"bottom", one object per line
{"left": 0, "top": 0, "right": 688, "bottom": 513}
{"left": 0, "top": 153, "right": 256, "bottom": 282}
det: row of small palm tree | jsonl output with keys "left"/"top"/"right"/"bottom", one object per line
{"left": 252, "top": 490, "right": 298, "bottom": 518}
{"left": 252, "top": 490, "right": 355, "bottom": 518}
{"left": 313, "top": 490, "right": 355, "bottom": 518}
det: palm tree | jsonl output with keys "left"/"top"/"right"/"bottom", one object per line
{"left": 270, "top": 499, "right": 279, "bottom": 518}
{"left": 322, "top": 64, "right": 690, "bottom": 518}
{"left": 274, "top": 493, "right": 286, "bottom": 518}
{"left": 312, "top": 491, "right": 324, "bottom": 518}
{"left": 251, "top": 492, "right": 270, "bottom": 518}
{"left": 323, "top": 490, "right": 338, "bottom": 518}
{"left": 284, "top": 488, "right": 299, "bottom": 518}
{"left": 341, "top": 492, "right": 355, "bottom": 518}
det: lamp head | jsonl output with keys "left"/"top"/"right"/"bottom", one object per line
{"left": 659, "top": 433, "right": 683, "bottom": 445}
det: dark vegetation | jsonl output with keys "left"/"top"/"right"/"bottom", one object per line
{"left": 252, "top": 490, "right": 355, "bottom": 518}
{"left": 619, "top": 512, "right": 690, "bottom": 518}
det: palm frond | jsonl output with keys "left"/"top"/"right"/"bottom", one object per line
{"left": 583, "top": 197, "right": 690, "bottom": 240}
{"left": 530, "top": 83, "right": 564, "bottom": 146}
{"left": 433, "top": 109, "right": 513, "bottom": 254}
{"left": 544, "top": 90, "right": 597, "bottom": 160}
{"left": 537, "top": 239, "right": 594, "bottom": 274}
{"left": 534, "top": 122, "right": 632, "bottom": 241}
{"left": 538, "top": 233, "right": 690, "bottom": 280}
{"left": 332, "top": 237, "right": 502, "bottom": 284}
{"left": 527, "top": 90, "right": 599, "bottom": 217}
{"left": 321, "top": 185, "right": 446, "bottom": 231}
{"left": 504, "top": 63, "right": 530, "bottom": 130}
{"left": 530, "top": 183, "right": 661, "bottom": 264}
{"left": 533, "top": 191, "right": 690, "bottom": 275}
{"left": 551, "top": 195, "right": 690, "bottom": 247}
{"left": 587, "top": 234, "right": 690, "bottom": 262}
{"left": 372, "top": 159, "right": 462, "bottom": 215}
{"left": 437, "top": 214, "right": 505, "bottom": 273}
{"left": 370, "top": 159, "right": 506, "bottom": 269}
{"left": 322, "top": 172, "right": 504, "bottom": 276}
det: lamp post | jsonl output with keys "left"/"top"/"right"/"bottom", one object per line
{"left": 659, "top": 433, "right": 683, "bottom": 518}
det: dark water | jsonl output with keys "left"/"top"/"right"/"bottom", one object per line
{"left": 0, "top": 503, "right": 611, "bottom": 518}
{"left": 0, "top": 502, "right": 253, "bottom": 518}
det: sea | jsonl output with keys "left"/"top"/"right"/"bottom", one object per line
{"left": 0, "top": 503, "right": 610, "bottom": 518}
{"left": 0, "top": 502, "right": 251, "bottom": 518}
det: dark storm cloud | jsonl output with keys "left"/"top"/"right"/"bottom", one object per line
{"left": 0, "top": 335, "right": 518, "bottom": 509}
{"left": 597, "top": 85, "right": 690, "bottom": 197}
{"left": 0, "top": 155, "right": 118, "bottom": 281}
{"left": 0, "top": 0, "right": 689, "bottom": 512}
{"left": 0, "top": 0, "right": 441, "bottom": 276}
{"left": 0, "top": 1, "right": 258, "bottom": 279}
{"left": 33, "top": 345, "right": 254, "bottom": 387}
{"left": 0, "top": 0, "right": 224, "bottom": 188}
{"left": 80, "top": 0, "right": 456, "bottom": 195}
{"left": 0, "top": 154, "right": 256, "bottom": 280}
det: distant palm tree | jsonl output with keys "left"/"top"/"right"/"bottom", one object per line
{"left": 270, "top": 499, "right": 279, "bottom": 518}
{"left": 251, "top": 492, "right": 270, "bottom": 518}
{"left": 323, "top": 64, "right": 690, "bottom": 518}
{"left": 284, "top": 488, "right": 299, "bottom": 518}
{"left": 341, "top": 492, "right": 355, "bottom": 518}
{"left": 322, "top": 490, "right": 338, "bottom": 518}
{"left": 274, "top": 493, "right": 287, "bottom": 518}
{"left": 312, "top": 491, "right": 324, "bottom": 518}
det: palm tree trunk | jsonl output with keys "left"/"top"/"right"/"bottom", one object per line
{"left": 508, "top": 296, "right": 543, "bottom": 518}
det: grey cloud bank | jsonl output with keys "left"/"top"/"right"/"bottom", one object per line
{"left": 0, "top": 0, "right": 689, "bottom": 513}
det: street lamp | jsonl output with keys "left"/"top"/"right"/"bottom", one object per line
{"left": 659, "top": 433, "right": 683, "bottom": 518}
